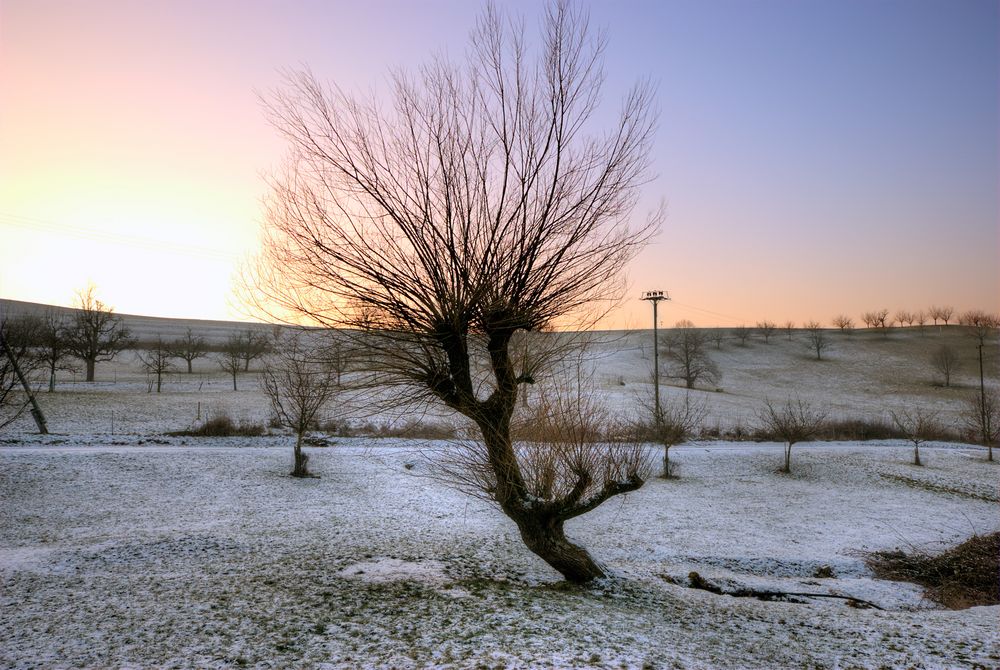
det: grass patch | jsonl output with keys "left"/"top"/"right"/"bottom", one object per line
{"left": 866, "top": 532, "right": 1000, "bottom": 609}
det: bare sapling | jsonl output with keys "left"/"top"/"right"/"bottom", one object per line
{"left": 641, "top": 390, "right": 706, "bottom": 478}
{"left": 261, "top": 334, "right": 340, "bottom": 477}
{"left": 138, "top": 338, "right": 174, "bottom": 393}
{"left": 889, "top": 407, "right": 940, "bottom": 466}
{"left": 756, "top": 398, "right": 827, "bottom": 474}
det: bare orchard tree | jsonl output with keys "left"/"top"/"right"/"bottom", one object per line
{"left": 930, "top": 344, "right": 960, "bottom": 387}
{"left": 894, "top": 310, "right": 913, "bottom": 328}
{"left": 756, "top": 398, "right": 827, "bottom": 474}
{"left": 939, "top": 306, "right": 954, "bottom": 326}
{"left": 169, "top": 328, "right": 208, "bottom": 373}
{"left": 915, "top": 310, "right": 927, "bottom": 333}
{"left": 732, "top": 325, "right": 752, "bottom": 347}
{"left": 35, "top": 311, "right": 77, "bottom": 392}
{"left": 217, "top": 334, "right": 245, "bottom": 391}
{"left": 804, "top": 321, "right": 831, "bottom": 360}
{"left": 237, "top": 329, "right": 271, "bottom": 372}
{"left": 783, "top": 320, "right": 795, "bottom": 341}
{"left": 0, "top": 315, "right": 42, "bottom": 431}
{"left": 63, "top": 286, "right": 133, "bottom": 381}
{"left": 661, "top": 325, "right": 718, "bottom": 390}
{"left": 832, "top": 315, "right": 854, "bottom": 332}
{"left": 928, "top": 306, "right": 943, "bottom": 326}
{"left": 962, "top": 389, "right": 997, "bottom": 461}
{"left": 710, "top": 329, "right": 724, "bottom": 350}
{"left": 756, "top": 320, "right": 776, "bottom": 344}
{"left": 641, "top": 390, "right": 706, "bottom": 479}
{"left": 889, "top": 407, "right": 940, "bottom": 466}
{"left": 261, "top": 335, "right": 340, "bottom": 477}
{"left": 138, "top": 338, "right": 174, "bottom": 393}
{"left": 248, "top": 2, "right": 659, "bottom": 582}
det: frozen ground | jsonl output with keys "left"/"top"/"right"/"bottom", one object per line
{"left": 1, "top": 438, "right": 998, "bottom": 669}
{"left": 2, "top": 316, "right": 998, "bottom": 667}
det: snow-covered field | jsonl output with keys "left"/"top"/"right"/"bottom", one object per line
{"left": 2, "top": 438, "right": 998, "bottom": 669}
{"left": 2, "top": 319, "right": 998, "bottom": 668}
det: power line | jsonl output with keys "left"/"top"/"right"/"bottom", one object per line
{"left": 0, "top": 211, "right": 243, "bottom": 262}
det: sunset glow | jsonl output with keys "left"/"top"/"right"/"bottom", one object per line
{"left": 1, "top": 0, "right": 996, "bottom": 327}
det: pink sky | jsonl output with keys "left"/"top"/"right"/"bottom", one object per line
{"left": 1, "top": 0, "right": 996, "bottom": 328}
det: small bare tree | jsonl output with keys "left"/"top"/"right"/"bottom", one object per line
{"left": 261, "top": 335, "right": 340, "bottom": 477}
{"left": 832, "top": 315, "right": 854, "bottom": 332}
{"left": 35, "top": 311, "right": 77, "bottom": 392}
{"left": 169, "top": 328, "right": 208, "bottom": 373}
{"left": 939, "top": 306, "right": 954, "bottom": 326}
{"left": 930, "top": 344, "right": 960, "bottom": 387}
{"left": 63, "top": 286, "right": 133, "bottom": 381}
{"left": 138, "top": 338, "right": 174, "bottom": 393}
{"left": 783, "top": 321, "right": 795, "bottom": 341}
{"left": 804, "top": 321, "right": 830, "bottom": 360}
{"left": 732, "top": 325, "right": 752, "bottom": 347}
{"left": 890, "top": 407, "right": 940, "bottom": 466}
{"left": 915, "top": 310, "right": 927, "bottom": 333}
{"left": 642, "top": 392, "right": 706, "bottom": 478}
{"left": 661, "top": 325, "right": 719, "bottom": 390}
{"left": 928, "top": 306, "right": 943, "bottom": 326}
{"left": 217, "top": 334, "right": 245, "bottom": 391}
{"left": 756, "top": 398, "right": 827, "bottom": 474}
{"left": 710, "top": 329, "right": 724, "bottom": 350}
{"left": 237, "top": 329, "right": 271, "bottom": 372}
{"left": 962, "top": 389, "right": 997, "bottom": 461}
{"left": 756, "top": 320, "right": 776, "bottom": 344}
{"left": 895, "top": 310, "right": 913, "bottom": 328}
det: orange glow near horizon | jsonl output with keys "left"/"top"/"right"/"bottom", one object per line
{"left": 1, "top": 1, "right": 996, "bottom": 329}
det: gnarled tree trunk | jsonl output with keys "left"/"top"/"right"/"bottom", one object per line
{"left": 513, "top": 514, "right": 604, "bottom": 583}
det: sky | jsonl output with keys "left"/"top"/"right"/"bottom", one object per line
{"left": 1, "top": 0, "right": 997, "bottom": 328}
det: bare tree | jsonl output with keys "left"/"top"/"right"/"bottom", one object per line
{"left": 783, "top": 320, "right": 795, "bottom": 341}
{"left": 894, "top": 310, "right": 913, "bottom": 328}
{"left": 661, "top": 325, "right": 719, "bottom": 390}
{"left": 261, "top": 334, "right": 340, "bottom": 477}
{"left": 138, "top": 338, "right": 174, "bottom": 393}
{"left": 890, "top": 407, "right": 940, "bottom": 466}
{"left": 35, "top": 311, "right": 77, "bottom": 392}
{"left": 756, "top": 398, "right": 827, "bottom": 474}
{"left": 939, "top": 306, "right": 954, "bottom": 326}
{"left": 236, "top": 329, "right": 270, "bottom": 372}
{"left": 710, "top": 329, "right": 724, "bottom": 350}
{"left": 928, "top": 306, "right": 943, "bottom": 326}
{"left": 804, "top": 320, "right": 831, "bottom": 360}
{"left": 0, "top": 315, "right": 42, "bottom": 431}
{"left": 641, "top": 391, "right": 705, "bottom": 478}
{"left": 963, "top": 389, "right": 997, "bottom": 461}
{"left": 63, "top": 286, "right": 133, "bottom": 381}
{"left": 247, "top": 2, "right": 659, "bottom": 582}
{"left": 732, "top": 325, "right": 752, "bottom": 347}
{"left": 217, "top": 334, "right": 245, "bottom": 391}
{"left": 169, "top": 328, "right": 208, "bottom": 374}
{"left": 832, "top": 315, "right": 854, "bottom": 332}
{"left": 930, "top": 344, "right": 960, "bottom": 387}
{"left": 756, "top": 320, "right": 776, "bottom": 344}
{"left": 915, "top": 310, "right": 927, "bottom": 333}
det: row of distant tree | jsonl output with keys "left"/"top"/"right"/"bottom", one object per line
{"left": 0, "top": 287, "right": 284, "bottom": 393}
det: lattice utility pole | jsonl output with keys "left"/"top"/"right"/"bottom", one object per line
{"left": 642, "top": 290, "right": 670, "bottom": 425}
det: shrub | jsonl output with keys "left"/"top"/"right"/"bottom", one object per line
{"left": 170, "top": 413, "right": 266, "bottom": 437}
